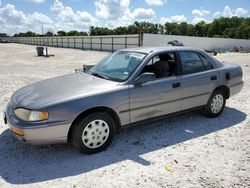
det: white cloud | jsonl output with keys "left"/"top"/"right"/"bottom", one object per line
{"left": 192, "top": 16, "right": 207, "bottom": 24}
{"left": 213, "top": 11, "right": 221, "bottom": 18}
{"left": 213, "top": 6, "right": 248, "bottom": 18}
{"left": 131, "top": 8, "right": 155, "bottom": 20}
{"left": 0, "top": 3, "right": 53, "bottom": 35}
{"left": 0, "top": 0, "right": 2, "bottom": 6}
{"left": 160, "top": 15, "right": 187, "bottom": 24}
{"left": 192, "top": 8, "right": 210, "bottom": 17}
{"left": 92, "top": 0, "right": 155, "bottom": 28}
{"left": 26, "top": 0, "right": 46, "bottom": 3}
{"left": 223, "top": 6, "right": 233, "bottom": 17}
{"left": 50, "top": 0, "right": 94, "bottom": 31}
{"left": 235, "top": 8, "right": 248, "bottom": 17}
{"left": 95, "top": 0, "right": 129, "bottom": 20}
{"left": 145, "top": 0, "right": 166, "bottom": 6}
{"left": 191, "top": 8, "right": 210, "bottom": 24}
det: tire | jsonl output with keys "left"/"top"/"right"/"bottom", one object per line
{"left": 204, "top": 89, "right": 226, "bottom": 118}
{"left": 71, "top": 112, "right": 116, "bottom": 154}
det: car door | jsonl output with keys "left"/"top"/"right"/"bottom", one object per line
{"left": 178, "top": 51, "right": 219, "bottom": 110}
{"left": 129, "top": 52, "right": 182, "bottom": 123}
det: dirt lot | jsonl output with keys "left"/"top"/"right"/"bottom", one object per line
{"left": 0, "top": 44, "right": 249, "bottom": 188}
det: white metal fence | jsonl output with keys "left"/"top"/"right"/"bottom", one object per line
{"left": 3, "top": 34, "right": 143, "bottom": 52}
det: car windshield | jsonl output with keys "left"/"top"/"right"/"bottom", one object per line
{"left": 88, "top": 51, "right": 146, "bottom": 82}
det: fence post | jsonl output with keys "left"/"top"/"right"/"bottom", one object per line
{"left": 67, "top": 37, "right": 69, "bottom": 48}
{"left": 138, "top": 33, "right": 143, "bottom": 47}
{"left": 90, "top": 37, "right": 92, "bottom": 50}
{"left": 61, "top": 38, "right": 63, "bottom": 47}
{"left": 125, "top": 36, "right": 127, "bottom": 48}
{"left": 56, "top": 38, "right": 58, "bottom": 47}
{"left": 100, "top": 37, "right": 102, "bottom": 51}
{"left": 52, "top": 38, "right": 53, "bottom": 46}
{"left": 111, "top": 37, "right": 114, "bottom": 52}
{"left": 74, "top": 37, "right": 76, "bottom": 48}
{"left": 82, "top": 37, "right": 84, "bottom": 50}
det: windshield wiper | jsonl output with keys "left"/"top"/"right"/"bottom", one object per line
{"left": 91, "top": 72, "right": 110, "bottom": 80}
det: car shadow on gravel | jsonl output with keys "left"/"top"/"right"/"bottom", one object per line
{"left": 0, "top": 107, "right": 246, "bottom": 185}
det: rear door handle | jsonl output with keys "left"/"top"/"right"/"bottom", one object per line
{"left": 172, "top": 82, "right": 181, "bottom": 88}
{"left": 210, "top": 76, "right": 217, "bottom": 80}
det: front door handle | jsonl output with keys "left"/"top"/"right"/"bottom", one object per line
{"left": 172, "top": 82, "right": 181, "bottom": 88}
{"left": 210, "top": 76, "right": 217, "bottom": 80}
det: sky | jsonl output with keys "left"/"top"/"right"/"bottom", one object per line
{"left": 0, "top": 0, "right": 249, "bottom": 35}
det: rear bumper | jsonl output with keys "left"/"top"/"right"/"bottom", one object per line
{"left": 230, "top": 81, "right": 244, "bottom": 97}
{"left": 3, "top": 103, "right": 69, "bottom": 145}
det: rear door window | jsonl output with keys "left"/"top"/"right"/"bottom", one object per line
{"left": 179, "top": 51, "right": 206, "bottom": 75}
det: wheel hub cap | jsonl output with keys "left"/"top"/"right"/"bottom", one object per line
{"left": 210, "top": 94, "right": 224, "bottom": 114}
{"left": 82, "top": 120, "right": 110, "bottom": 149}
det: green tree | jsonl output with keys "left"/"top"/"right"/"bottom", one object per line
{"left": 45, "top": 31, "right": 53, "bottom": 36}
{"left": 57, "top": 31, "right": 66, "bottom": 36}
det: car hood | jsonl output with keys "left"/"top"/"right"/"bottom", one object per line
{"left": 11, "top": 73, "right": 118, "bottom": 109}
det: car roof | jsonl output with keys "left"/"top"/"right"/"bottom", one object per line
{"left": 119, "top": 46, "right": 201, "bottom": 54}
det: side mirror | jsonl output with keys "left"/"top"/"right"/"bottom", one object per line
{"left": 134, "top": 72, "right": 156, "bottom": 85}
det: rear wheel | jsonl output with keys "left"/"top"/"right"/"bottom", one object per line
{"left": 71, "top": 112, "right": 116, "bottom": 154}
{"left": 204, "top": 90, "right": 226, "bottom": 118}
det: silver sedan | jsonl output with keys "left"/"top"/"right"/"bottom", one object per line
{"left": 4, "top": 47, "right": 244, "bottom": 154}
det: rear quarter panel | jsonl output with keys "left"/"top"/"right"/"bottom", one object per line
{"left": 217, "top": 62, "right": 243, "bottom": 96}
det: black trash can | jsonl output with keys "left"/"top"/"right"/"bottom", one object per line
{"left": 36, "top": 47, "right": 44, "bottom": 56}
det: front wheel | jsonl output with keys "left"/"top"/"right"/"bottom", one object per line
{"left": 71, "top": 112, "right": 116, "bottom": 154}
{"left": 204, "top": 90, "right": 226, "bottom": 118}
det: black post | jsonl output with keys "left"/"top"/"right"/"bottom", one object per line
{"left": 125, "top": 36, "right": 127, "bottom": 48}
{"left": 74, "top": 37, "right": 76, "bottom": 48}
{"left": 111, "top": 37, "right": 114, "bottom": 52}
{"left": 100, "top": 37, "right": 102, "bottom": 51}
{"left": 67, "top": 37, "right": 69, "bottom": 48}
{"left": 90, "top": 37, "right": 92, "bottom": 50}
{"left": 82, "top": 37, "right": 84, "bottom": 50}
{"left": 61, "top": 38, "right": 63, "bottom": 47}
{"left": 56, "top": 38, "right": 58, "bottom": 47}
{"left": 138, "top": 33, "right": 143, "bottom": 47}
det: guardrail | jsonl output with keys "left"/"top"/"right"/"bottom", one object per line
{"left": 2, "top": 34, "right": 143, "bottom": 52}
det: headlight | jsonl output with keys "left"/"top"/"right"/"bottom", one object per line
{"left": 14, "top": 108, "right": 49, "bottom": 121}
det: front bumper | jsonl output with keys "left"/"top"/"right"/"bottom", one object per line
{"left": 3, "top": 103, "right": 69, "bottom": 145}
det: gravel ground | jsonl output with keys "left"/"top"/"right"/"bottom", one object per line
{"left": 0, "top": 44, "right": 249, "bottom": 188}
